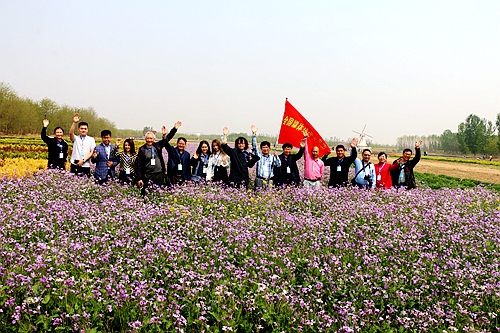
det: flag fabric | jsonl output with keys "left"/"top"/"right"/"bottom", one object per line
{"left": 277, "top": 100, "right": 331, "bottom": 156}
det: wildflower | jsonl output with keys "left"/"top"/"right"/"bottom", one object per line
{"left": 128, "top": 321, "right": 142, "bottom": 330}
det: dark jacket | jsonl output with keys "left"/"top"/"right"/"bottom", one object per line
{"left": 190, "top": 154, "right": 209, "bottom": 180}
{"left": 391, "top": 148, "right": 421, "bottom": 189}
{"left": 221, "top": 143, "right": 259, "bottom": 187}
{"left": 165, "top": 145, "right": 191, "bottom": 181}
{"left": 136, "top": 127, "right": 177, "bottom": 182}
{"left": 274, "top": 148, "right": 304, "bottom": 186}
{"left": 322, "top": 148, "right": 357, "bottom": 187}
{"left": 41, "top": 127, "right": 69, "bottom": 169}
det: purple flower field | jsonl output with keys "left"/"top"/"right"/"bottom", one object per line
{"left": 0, "top": 170, "right": 499, "bottom": 332}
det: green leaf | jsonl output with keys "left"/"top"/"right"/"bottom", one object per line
{"left": 42, "top": 294, "right": 50, "bottom": 304}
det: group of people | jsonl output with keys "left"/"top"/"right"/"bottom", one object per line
{"left": 41, "top": 114, "right": 423, "bottom": 193}
{"left": 300, "top": 129, "right": 422, "bottom": 190}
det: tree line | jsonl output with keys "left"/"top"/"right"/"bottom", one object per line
{"left": 0, "top": 82, "right": 345, "bottom": 146}
{"left": 0, "top": 83, "right": 143, "bottom": 138}
{"left": 397, "top": 114, "right": 500, "bottom": 156}
{"left": 0, "top": 83, "right": 298, "bottom": 146}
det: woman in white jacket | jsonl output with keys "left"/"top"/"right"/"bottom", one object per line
{"left": 206, "top": 139, "right": 230, "bottom": 185}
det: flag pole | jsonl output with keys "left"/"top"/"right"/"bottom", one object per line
{"left": 276, "top": 97, "right": 288, "bottom": 147}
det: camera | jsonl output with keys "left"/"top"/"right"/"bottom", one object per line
{"left": 364, "top": 174, "right": 373, "bottom": 187}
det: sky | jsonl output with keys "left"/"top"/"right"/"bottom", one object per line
{"left": 1, "top": 0, "right": 499, "bottom": 145}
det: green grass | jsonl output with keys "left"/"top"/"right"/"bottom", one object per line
{"left": 415, "top": 172, "right": 500, "bottom": 192}
{"left": 389, "top": 154, "right": 500, "bottom": 167}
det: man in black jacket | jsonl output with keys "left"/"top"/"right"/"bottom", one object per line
{"left": 391, "top": 140, "right": 422, "bottom": 189}
{"left": 136, "top": 121, "right": 181, "bottom": 194}
{"left": 274, "top": 141, "right": 305, "bottom": 187}
{"left": 322, "top": 138, "right": 358, "bottom": 188}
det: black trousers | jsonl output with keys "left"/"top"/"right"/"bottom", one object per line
{"left": 70, "top": 164, "right": 91, "bottom": 178}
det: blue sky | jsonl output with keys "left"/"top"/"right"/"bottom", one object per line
{"left": 1, "top": 0, "right": 498, "bottom": 144}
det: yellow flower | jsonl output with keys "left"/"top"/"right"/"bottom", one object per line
{"left": 0, "top": 158, "right": 46, "bottom": 178}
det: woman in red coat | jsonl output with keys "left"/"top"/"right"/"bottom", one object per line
{"left": 375, "top": 152, "right": 399, "bottom": 189}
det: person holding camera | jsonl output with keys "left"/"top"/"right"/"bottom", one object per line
{"left": 352, "top": 148, "right": 376, "bottom": 189}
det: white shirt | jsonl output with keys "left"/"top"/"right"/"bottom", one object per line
{"left": 71, "top": 135, "right": 96, "bottom": 167}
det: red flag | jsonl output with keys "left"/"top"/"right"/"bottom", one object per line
{"left": 278, "top": 100, "right": 331, "bottom": 156}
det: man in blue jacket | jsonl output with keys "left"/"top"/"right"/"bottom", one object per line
{"left": 352, "top": 149, "right": 376, "bottom": 189}
{"left": 91, "top": 130, "right": 119, "bottom": 184}
{"left": 165, "top": 136, "right": 192, "bottom": 185}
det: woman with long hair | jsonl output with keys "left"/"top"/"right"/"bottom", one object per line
{"left": 206, "top": 139, "right": 230, "bottom": 185}
{"left": 190, "top": 140, "right": 211, "bottom": 183}
{"left": 220, "top": 127, "right": 259, "bottom": 188}
{"left": 111, "top": 138, "right": 138, "bottom": 184}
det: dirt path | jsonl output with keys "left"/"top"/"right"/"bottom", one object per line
{"left": 413, "top": 159, "right": 500, "bottom": 184}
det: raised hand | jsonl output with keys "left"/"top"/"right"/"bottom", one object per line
{"left": 273, "top": 151, "right": 278, "bottom": 157}
{"left": 43, "top": 119, "right": 49, "bottom": 127}
{"left": 302, "top": 129, "right": 309, "bottom": 138}
{"left": 174, "top": 121, "right": 182, "bottom": 129}
{"left": 162, "top": 126, "right": 167, "bottom": 136}
{"left": 251, "top": 125, "right": 258, "bottom": 135}
{"left": 73, "top": 113, "right": 80, "bottom": 123}
{"left": 351, "top": 137, "right": 359, "bottom": 148}
{"left": 92, "top": 150, "right": 99, "bottom": 158}
{"left": 192, "top": 152, "right": 199, "bottom": 160}
{"left": 415, "top": 140, "right": 422, "bottom": 149}
{"left": 223, "top": 127, "right": 229, "bottom": 136}
{"left": 300, "top": 138, "right": 306, "bottom": 148}
{"left": 116, "top": 138, "right": 122, "bottom": 146}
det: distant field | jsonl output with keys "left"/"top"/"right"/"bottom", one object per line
{"left": 378, "top": 155, "right": 500, "bottom": 185}
{"left": 414, "top": 159, "right": 500, "bottom": 184}
{"left": 1, "top": 136, "right": 499, "bottom": 185}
